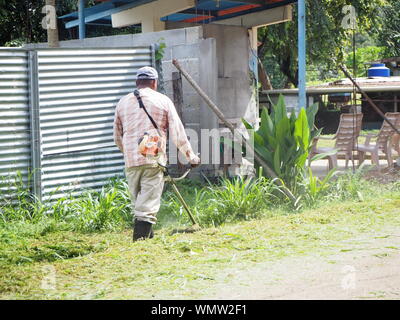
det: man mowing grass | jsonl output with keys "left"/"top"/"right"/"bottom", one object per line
{"left": 114, "top": 66, "right": 200, "bottom": 241}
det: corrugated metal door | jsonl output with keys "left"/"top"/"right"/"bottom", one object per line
{"left": 0, "top": 49, "right": 31, "bottom": 200}
{"left": 34, "top": 47, "right": 155, "bottom": 200}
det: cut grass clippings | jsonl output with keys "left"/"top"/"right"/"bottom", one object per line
{"left": 1, "top": 188, "right": 399, "bottom": 300}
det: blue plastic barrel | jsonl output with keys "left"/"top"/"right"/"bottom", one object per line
{"left": 368, "top": 63, "right": 390, "bottom": 77}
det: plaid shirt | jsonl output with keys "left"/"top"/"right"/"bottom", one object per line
{"left": 113, "top": 87, "right": 198, "bottom": 168}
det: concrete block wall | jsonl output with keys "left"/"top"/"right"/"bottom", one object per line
{"left": 165, "top": 22, "right": 258, "bottom": 127}
{"left": 203, "top": 24, "right": 258, "bottom": 126}
{"left": 25, "top": 26, "right": 203, "bottom": 50}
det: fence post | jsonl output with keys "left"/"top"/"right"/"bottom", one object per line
{"left": 28, "top": 51, "right": 42, "bottom": 201}
{"left": 172, "top": 72, "right": 183, "bottom": 120}
{"left": 298, "top": 0, "right": 307, "bottom": 111}
{"left": 78, "top": 0, "right": 86, "bottom": 40}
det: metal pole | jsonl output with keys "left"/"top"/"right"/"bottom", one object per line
{"left": 171, "top": 183, "right": 198, "bottom": 226}
{"left": 298, "top": 0, "right": 306, "bottom": 111}
{"left": 78, "top": 0, "right": 86, "bottom": 40}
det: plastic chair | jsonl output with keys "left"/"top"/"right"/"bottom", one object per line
{"left": 309, "top": 113, "right": 363, "bottom": 170}
{"left": 357, "top": 113, "right": 400, "bottom": 169}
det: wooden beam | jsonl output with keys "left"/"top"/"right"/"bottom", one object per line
{"left": 225, "top": 0, "right": 265, "bottom": 4}
{"left": 212, "top": 5, "right": 292, "bottom": 28}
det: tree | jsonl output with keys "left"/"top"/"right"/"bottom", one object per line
{"left": 345, "top": 46, "right": 386, "bottom": 77}
{"left": 377, "top": 0, "right": 400, "bottom": 57}
{"left": 258, "top": 0, "right": 387, "bottom": 88}
{"left": 0, "top": 0, "right": 141, "bottom": 47}
{"left": 45, "top": 0, "right": 59, "bottom": 47}
{"left": 0, "top": 0, "right": 45, "bottom": 46}
{"left": 0, "top": 0, "right": 78, "bottom": 46}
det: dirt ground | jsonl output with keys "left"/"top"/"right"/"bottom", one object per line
{"left": 310, "top": 158, "right": 400, "bottom": 180}
{"left": 364, "top": 165, "right": 400, "bottom": 184}
{"left": 203, "top": 167, "right": 400, "bottom": 300}
{"left": 206, "top": 226, "right": 400, "bottom": 300}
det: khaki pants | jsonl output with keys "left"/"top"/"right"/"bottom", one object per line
{"left": 125, "top": 165, "right": 165, "bottom": 225}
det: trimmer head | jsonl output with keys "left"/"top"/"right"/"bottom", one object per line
{"left": 170, "top": 224, "right": 202, "bottom": 235}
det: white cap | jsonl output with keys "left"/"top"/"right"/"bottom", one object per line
{"left": 137, "top": 66, "right": 159, "bottom": 80}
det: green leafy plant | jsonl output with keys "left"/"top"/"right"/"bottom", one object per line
{"left": 155, "top": 39, "right": 166, "bottom": 61}
{"left": 298, "top": 168, "right": 337, "bottom": 208}
{"left": 67, "top": 180, "right": 132, "bottom": 233}
{"left": 0, "top": 171, "right": 45, "bottom": 224}
{"left": 243, "top": 94, "right": 321, "bottom": 192}
{"left": 325, "top": 165, "right": 371, "bottom": 202}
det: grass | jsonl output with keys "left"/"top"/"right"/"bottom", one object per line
{"left": 1, "top": 187, "right": 399, "bottom": 299}
{"left": 0, "top": 169, "right": 399, "bottom": 299}
{"left": 0, "top": 178, "right": 133, "bottom": 232}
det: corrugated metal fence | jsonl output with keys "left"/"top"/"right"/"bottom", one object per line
{"left": 0, "top": 49, "right": 31, "bottom": 200}
{"left": 0, "top": 46, "right": 155, "bottom": 202}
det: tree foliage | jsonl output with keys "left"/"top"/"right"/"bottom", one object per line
{"left": 0, "top": 0, "right": 77, "bottom": 46}
{"left": 0, "top": 0, "right": 139, "bottom": 47}
{"left": 258, "top": 0, "right": 387, "bottom": 88}
{"left": 376, "top": 0, "right": 400, "bottom": 57}
{"left": 345, "top": 46, "right": 386, "bottom": 77}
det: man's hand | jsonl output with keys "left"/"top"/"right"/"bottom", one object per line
{"left": 190, "top": 155, "right": 201, "bottom": 168}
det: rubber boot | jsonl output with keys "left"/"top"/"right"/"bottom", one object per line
{"left": 133, "top": 220, "right": 153, "bottom": 241}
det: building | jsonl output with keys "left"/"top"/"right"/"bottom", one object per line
{"left": 53, "top": 0, "right": 297, "bottom": 175}
{"left": 3, "top": 1, "right": 308, "bottom": 200}
{"left": 262, "top": 76, "right": 400, "bottom": 132}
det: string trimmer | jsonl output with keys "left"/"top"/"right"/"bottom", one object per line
{"left": 158, "top": 163, "right": 201, "bottom": 233}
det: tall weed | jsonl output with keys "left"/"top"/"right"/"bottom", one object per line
{"left": 183, "top": 176, "right": 285, "bottom": 227}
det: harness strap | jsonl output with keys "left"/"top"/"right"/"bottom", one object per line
{"left": 134, "top": 89, "right": 162, "bottom": 137}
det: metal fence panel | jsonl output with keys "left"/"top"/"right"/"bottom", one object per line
{"left": 0, "top": 49, "right": 31, "bottom": 200}
{"left": 35, "top": 47, "right": 154, "bottom": 200}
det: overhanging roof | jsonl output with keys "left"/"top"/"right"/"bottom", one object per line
{"left": 262, "top": 77, "right": 400, "bottom": 95}
{"left": 60, "top": 0, "right": 297, "bottom": 29}
{"left": 161, "top": 0, "right": 296, "bottom": 23}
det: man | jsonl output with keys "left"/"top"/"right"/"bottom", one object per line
{"left": 113, "top": 66, "right": 200, "bottom": 241}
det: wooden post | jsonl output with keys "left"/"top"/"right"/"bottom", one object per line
{"left": 45, "top": 0, "right": 59, "bottom": 48}
{"left": 172, "top": 71, "right": 185, "bottom": 172}
{"left": 258, "top": 58, "right": 273, "bottom": 90}
{"left": 172, "top": 72, "right": 184, "bottom": 120}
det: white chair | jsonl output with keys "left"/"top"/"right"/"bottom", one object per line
{"left": 309, "top": 113, "right": 363, "bottom": 170}
{"left": 357, "top": 113, "right": 400, "bottom": 168}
